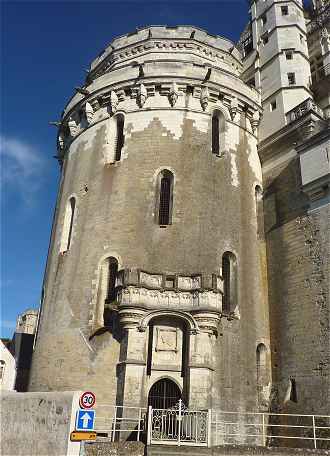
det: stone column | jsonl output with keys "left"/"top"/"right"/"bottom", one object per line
{"left": 115, "top": 307, "right": 147, "bottom": 440}
{"left": 117, "top": 307, "right": 147, "bottom": 407}
{"left": 188, "top": 312, "right": 220, "bottom": 409}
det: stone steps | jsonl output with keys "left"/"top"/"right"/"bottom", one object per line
{"left": 147, "top": 445, "right": 211, "bottom": 456}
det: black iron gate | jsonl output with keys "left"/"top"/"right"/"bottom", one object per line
{"left": 148, "top": 379, "right": 181, "bottom": 409}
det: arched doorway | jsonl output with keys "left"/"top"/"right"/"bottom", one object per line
{"left": 148, "top": 378, "right": 181, "bottom": 409}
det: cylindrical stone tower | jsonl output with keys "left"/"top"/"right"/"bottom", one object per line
{"left": 30, "top": 26, "right": 270, "bottom": 415}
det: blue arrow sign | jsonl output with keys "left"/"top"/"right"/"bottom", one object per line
{"left": 75, "top": 409, "right": 95, "bottom": 431}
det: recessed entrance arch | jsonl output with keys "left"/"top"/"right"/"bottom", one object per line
{"left": 148, "top": 378, "right": 182, "bottom": 409}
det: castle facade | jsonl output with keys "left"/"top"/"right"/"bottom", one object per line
{"left": 29, "top": 0, "right": 329, "bottom": 419}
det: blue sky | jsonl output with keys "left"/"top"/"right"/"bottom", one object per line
{"left": 1, "top": 0, "right": 250, "bottom": 338}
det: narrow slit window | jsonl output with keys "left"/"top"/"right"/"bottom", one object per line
{"left": 115, "top": 115, "right": 124, "bottom": 161}
{"left": 61, "top": 196, "right": 76, "bottom": 252}
{"left": 106, "top": 257, "right": 119, "bottom": 303}
{"left": 290, "top": 378, "right": 298, "bottom": 402}
{"left": 158, "top": 170, "right": 174, "bottom": 226}
{"left": 212, "top": 110, "right": 225, "bottom": 156}
{"left": 222, "top": 251, "right": 238, "bottom": 314}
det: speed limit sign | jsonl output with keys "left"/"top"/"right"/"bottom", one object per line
{"left": 80, "top": 391, "right": 96, "bottom": 409}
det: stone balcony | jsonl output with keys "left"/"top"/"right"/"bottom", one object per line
{"left": 115, "top": 268, "right": 225, "bottom": 334}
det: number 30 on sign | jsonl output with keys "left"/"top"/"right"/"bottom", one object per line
{"left": 80, "top": 391, "right": 96, "bottom": 409}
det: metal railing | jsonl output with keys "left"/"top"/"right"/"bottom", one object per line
{"left": 94, "top": 405, "right": 147, "bottom": 442}
{"left": 210, "top": 411, "right": 330, "bottom": 450}
{"left": 93, "top": 404, "right": 330, "bottom": 449}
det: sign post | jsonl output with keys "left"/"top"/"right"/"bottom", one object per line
{"left": 70, "top": 392, "right": 97, "bottom": 442}
{"left": 79, "top": 391, "right": 96, "bottom": 409}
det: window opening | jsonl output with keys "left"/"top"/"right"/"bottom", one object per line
{"left": 115, "top": 115, "right": 124, "bottom": 161}
{"left": 158, "top": 170, "right": 174, "bottom": 226}
{"left": 212, "top": 113, "right": 220, "bottom": 155}
{"left": 288, "top": 72, "right": 296, "bottom": 85}
{"left": 285, "top": 51, "right": 293, "bottom": 60}
{"left": 290, "top": 378, "right": 298, "bottom": 402}
{"left": 106, "top": 257, "right": 119, "bottom": 303}
{"left": 261, "top": 14, "right": 267, "bottom": 26}
{"left": 222, "top": 251, "right": 238, "bottom": 314}
{"left": 0, "top": 360, "right": 5, "bottom": 382}
{"left": 270, "top": 100, "right": 277, "bottom": 111}
{"left": 165, "top": 276, "right": 175, "bottom": 289}
{"left": 262, "top": 34, "right": 269, "bottom": 45}
{"left": 281, "top": 5, "right": 289, "bottom": 15}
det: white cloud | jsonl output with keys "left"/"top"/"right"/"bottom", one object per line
{"left": 0, "top": 135, "right": 45, "bottom": 204}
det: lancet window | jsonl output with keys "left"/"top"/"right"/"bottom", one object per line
{"left": 222, "top": 251, "right": 238, "bottom": 314}
{"left": 158, "top": 170, "right": 174, "bottom": 226}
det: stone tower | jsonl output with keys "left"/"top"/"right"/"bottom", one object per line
{"left": 29, "top": 26, "right": 270, "bottom": 413}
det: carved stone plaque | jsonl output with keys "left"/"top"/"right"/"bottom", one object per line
{"left": 155, "top": 328, "right": 178, "bottom": 352}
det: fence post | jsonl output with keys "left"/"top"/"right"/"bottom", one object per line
{"left": 147, "top": 405, "right": 152, "bottom": 446}
{"left": 312, "top": 415, "right": 317, "bottom": 449}
{"left": 262, "top": 413, "right": 266, "bottom": 447}
{"left": 207, "top": 409, "right": 212, "bottom": 447}
{"left": 178, "top": 399, "right": 182, "bottom": 446}
{"left": 112, "top": 406, "right": 117, "bottom": 442}
{"left": 137, "top": 407, "right": 141, "bottom": 442}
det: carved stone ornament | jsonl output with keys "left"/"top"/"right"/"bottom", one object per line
{"left": 137, "top": 83, "right": 147, "bottom": 108}
{"left": 251, "top": 110, "right": 260, "bottom": 133}
{"left": 110, "top": 90, "right": 119, "bottom": 113}
{"left": 68, "top": 117, "right": 78, "bottom": 137}
{"left": 168, "top": 82, "right": 179, "bottom": 107}
{"left": 84, "top": 102, "right": 94, "bottom": 124}
{"left": 200, "top": 86, "right": 209, "bottom": 111}
{"left": 230, "top": 98, "right": 239, "bottom": 120}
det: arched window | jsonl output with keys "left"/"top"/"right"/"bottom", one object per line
{"left": 256, "top": 343, "right": 267, "bottom": 387}
{"left": 60, "top": 196, "right": 76, "bottom": 252}
{"left": 95, "top": 256, "right": 119, "bottom": 328}
{"left": 222, "top": 251, "right": 237, "bottom": 314}
{"left": 157, "top": 170, "right": 174, "bottom": 226}
{"left": 212, "top": 110, "right": 225, "bottom": 155}
{"left": 114, "top": 114, "right": 124, "bottom": 162}
{"left": 255, "top": 185, "right": 264, "bottom": 239}
{"left": 105, "top": 114, "right": 125, "bottom": 165}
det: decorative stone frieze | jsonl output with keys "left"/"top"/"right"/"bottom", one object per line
{"left": 118, "top": 286, "right": 222, "bottom": 313}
